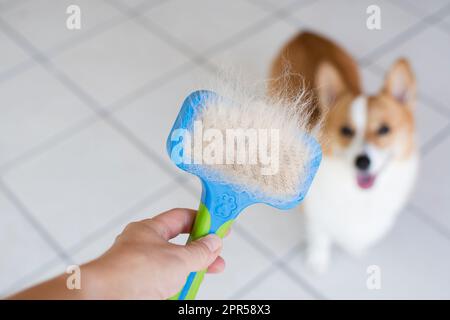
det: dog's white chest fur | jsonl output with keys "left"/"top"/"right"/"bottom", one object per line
{"left": 304, "top": 153, "right": 418, "bottom": 255}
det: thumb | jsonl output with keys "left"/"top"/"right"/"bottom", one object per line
{"left": 181, "top": 234, "right": 222, "bottom": 271}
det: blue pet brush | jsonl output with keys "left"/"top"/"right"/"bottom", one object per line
{"left": 167, "top": 90, "right": 321, "bottom": 299}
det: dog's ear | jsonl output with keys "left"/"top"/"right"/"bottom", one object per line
{"left": 315, "top": 62, "right": 346, "bottom": 109}
{"left": 383, "top": 58, "right": 416, "bottom": 108}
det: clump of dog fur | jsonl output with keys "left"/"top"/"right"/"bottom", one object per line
{"left": 186, "top": 72, "right": 318, "bottom": 202}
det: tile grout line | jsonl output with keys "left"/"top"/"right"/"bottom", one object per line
{"left": 0, "top": 0, "right": 170, "bottom": 85}
{"left": 278, "top": 262, "right": 326, "bottom": 300}
{"left": 0, "top": 0, "right": 294, "bottom": 176}
{"left": 231, "top": 241, "right": 326, "bottom": 300}
{"left": 230, "top": 247, "right": 294, "bottom": 300}
{"left": 390, "top": 0, "right": 445, "bottom": 18}
{"left": 229, "top": 259, "right": 282, "bottom": 299}
{"left": 1, "top": 176, "right": 190, "bottom": 297}
{"left": 1, "top": 0, "right": 440, "bottom": 298}
{"left": 262, "top": 0, "right": 450, "bottom": 70}
{"left": 0, "top": 16, "right": 182, "bottom": 180}
{"left": 0, "top": 7, "right": 256, "bottom": 298}
{"left": 107, "top": 60, "right": 197, "bottom": 113}
{"left": 47, "top": 63, "right": 183, "bottom": 182}
{"left": 101, "top": 0, "right": 321, "bottom": 115}
{"left": 0, "top": 1, "right": 226, "bottom": 296}
{"left": 420, "top": 122, "right": 450, "bottom": 155}
{"left": 274, "top": 242, "right": 328, "bottom": 300}
{"left": 0, "top": 1, "right": 195, "bottom": 178}
{"left": 0, "top": 0, "right": 314, "bottom": 176}
{"left": 0, "top": 0, "right": 446, "bottom": 300}
{"left": 0, "top": 114, "right": 99, "bottom": 174}
{"left": 68, "top": 175, "right": 189, "bottom": 257}
{"left": 246, "top": 0, "right": 450, "bottom": 296}
{"left": 358, "top": 3, "right": 450, "bottom": 66}
{"left": 418, "top": 94, "right": 450, "bottom": 120}
{"left": 407, "top": 203, "right": 450, "bottom": 242}
{"left": 0, "top": 59, "right": 35, "bottom": 84}
{"left": 0, "top": 16, "right": 197, "bottom": 275}
{"left": 202, "top": 0, "right": 317, "bottom": 57}
{"left": 248, "top": 0, "right": 450, "bottom": 120}
{"left": 389, "top": 0, "right": 450, "bottom": 37}
{"left": 3, "top": 0, "right": 449, "bottom": 177}
{"left": 246, "top": 0, "right": 316, "bottom": 15}
{"left": 0, "top": 256, "right": 62, "bottom": 298}
{"left": 179, "top": 177, "right": 324, "bottom": 299}
{"left": 0, "top": 12, "right": 129, "bottom": 85}
{"left": 0, "top": 178, "right": 73, "bottom": 264}
{"left": 94, "top": 5, "right": 342, "bottom": 296}
{"left": 0, "top": 0, "right": 29, "bottom": 12}
{"left": 364, "top": 63, "right": 450, "bottom": 120}
{"left": 108, "top": 0, "right": 449, "bottom": 299}
{"left": 0, "top": 60, "right": 198, "bottom": 175}
{"left": 105, "top": 0, "right": 318, "bottom": 73}
{"left": 104, "top": 0, "right": 213, "bottom": 70}
{"left": 56, "top": 49, "right": 180, "bottom": 165}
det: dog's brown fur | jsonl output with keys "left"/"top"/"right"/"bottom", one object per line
{"left": 269, "top": 31, "right": 416, "bottom": 159}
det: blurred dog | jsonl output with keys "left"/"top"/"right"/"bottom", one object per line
{"left": 269, "top": 31, "right": 418, "bottom": 272}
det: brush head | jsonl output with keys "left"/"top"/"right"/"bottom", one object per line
{"left": 167, "top": 88, "right": 321, "bottom": 209}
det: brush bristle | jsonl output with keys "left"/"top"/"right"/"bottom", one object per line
{"left": 184, "top": 72, "right": 318, "bottom": 201}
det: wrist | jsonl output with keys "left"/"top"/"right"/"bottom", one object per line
{"left": 77, "top": 260, "right": 108, "bottom": 299}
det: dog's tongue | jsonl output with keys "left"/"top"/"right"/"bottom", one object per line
{"left": 357, "top": 173, "right": 376, "bottom": 189}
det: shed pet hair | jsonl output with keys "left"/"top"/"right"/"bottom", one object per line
{"left": 183, "top": 72, "right": 318, "bottom": 201}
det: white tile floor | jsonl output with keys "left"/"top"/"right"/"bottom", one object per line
{"left": 0, "top": 0, "right": 449, "bottom": 299}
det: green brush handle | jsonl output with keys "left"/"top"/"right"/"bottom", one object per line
{"left": 169, "top": 203, "right": 233, "bottom": 300}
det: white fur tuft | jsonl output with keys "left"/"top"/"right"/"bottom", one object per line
{"left": 186, "top": 72, "right": 318, "bottom": 201}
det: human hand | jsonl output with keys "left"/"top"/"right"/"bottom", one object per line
{"left": 82, "top": 208, "right": 225, "bottom": 299}
{"left": 10, "top": 208, "right": 225, "bottom": 300}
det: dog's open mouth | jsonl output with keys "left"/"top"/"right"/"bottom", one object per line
{"left": 356, "top": 172, "right": 376, "bottom": 189}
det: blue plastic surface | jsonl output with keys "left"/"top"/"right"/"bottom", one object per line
{"left": 166, "top": 90, "right": 322, "bottom": 299}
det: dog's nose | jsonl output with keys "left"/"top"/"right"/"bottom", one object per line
{"left": 355, "top": 154, "right": 371, "bottom": 171}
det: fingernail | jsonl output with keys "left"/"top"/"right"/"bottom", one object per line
{"left": 201, "top": 234, "right": 222, "bottom": 252}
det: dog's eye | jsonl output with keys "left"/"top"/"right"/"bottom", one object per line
{"left": 340, "top": 126, "right": 355, "bottom": 137}
{"left": 377, "top": 124, "right": 390, "bottom": 136}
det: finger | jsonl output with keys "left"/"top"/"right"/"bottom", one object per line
{"left": 179, "top": 234, "right": 223, "bottom": 271}
{"left": 141, "top": 208, "right": 197, "bottom": 240}
{"left": 207, "top": 256, "right": 225, "bottom": 273}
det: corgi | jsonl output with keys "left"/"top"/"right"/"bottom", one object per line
{"left": 269, "top": 31, "right": 418, "bottom": 272}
